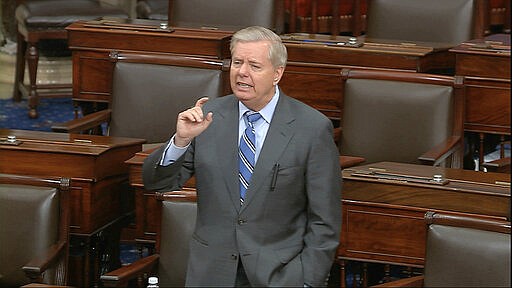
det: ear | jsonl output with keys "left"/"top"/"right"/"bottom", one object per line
{"left": 273, "top": 66, "right": 285, "bottom": 85}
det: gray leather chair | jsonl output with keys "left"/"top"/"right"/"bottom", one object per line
{"left": 338, "top": 68, "right": 465, "bottom": 168}
{"left": 101, "top": 190, "right": 197, "bottom": 287}
{"left": 168, "top": 0, "right": 285, "bottom": 33}
{"left": 52, "top": 52, "right": 229, "bottom": 146}
{"left": 373, "top": 212, "right": 511, "bottom": 287}
{"left": 13, "top": 0, "right": 129, "bottom": 118}
{"left": 365, "top": 0, "right": 483, "bottom": 45}
{"left": 0, "top": 174, "right": 71, "bottom": 287}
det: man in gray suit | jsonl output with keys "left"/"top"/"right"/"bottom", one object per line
{"left": 143, "top": 26, "right": 341, "bottom": 287}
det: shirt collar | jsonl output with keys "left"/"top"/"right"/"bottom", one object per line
{"left": 238, "top": 86, "right": 280, "bottom": 124}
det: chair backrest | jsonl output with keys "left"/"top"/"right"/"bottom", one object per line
{"left": 365, "top": 0, "right": 479, "bottom": 45}
{"left": 0, "top": 174, "right": 70, "bottom": 287}
{"left": 108, "top": 52, "right": 229, "bottom": 144}
{"left": 339, "top": 68, "right": 464, "bottom": 167}
{"left": 155, "top": 190, "right": 197, "bottom": 287}
{"left": 168, "top": 0, "right": 285, "bottom": 34}
{"left": 423, "top": 212, "right": 511, "bottom": 287}
{"left": 136, "top": 0, "right": 169, "bottom": 20}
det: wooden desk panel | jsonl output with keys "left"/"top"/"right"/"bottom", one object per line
{"left": 455, "top": 52, "right": 510, "bottom": 79}
{"left": 67, "top": 21, "right": 232, "bottom": 58}
{"left": 125, "top": 148, "right": 158, "bottom": 242}
{"left": 74, "top": 50, "right": 115, "bottom": 103}
{"left": 280, "top": 65, "right": 343, "bottom": 120}
{"left": 339, "top": 161, "right": 511, "bottom": 267}
{"left": 465, "top": 79, "right": 510, "bottom": 133}
{"left": 342, "top": 202, "right": 427, "bottom": 266}
{"left": 282, "top": 34, "right": 455, "bottom": 72}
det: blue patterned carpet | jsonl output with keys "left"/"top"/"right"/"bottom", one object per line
{"left": 0, "top": 98, "right": 78, "bottom": 131}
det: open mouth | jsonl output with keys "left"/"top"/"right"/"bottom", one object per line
{"left": 237, "top": 82, "right": 253, "bottom": 89}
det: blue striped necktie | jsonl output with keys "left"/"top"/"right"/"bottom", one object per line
{"left": 239, "top": 112, "right": 262, "bottom": 205}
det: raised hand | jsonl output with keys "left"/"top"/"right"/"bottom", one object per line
{"left": 174, "top": 97, "right": 213, "bottom": 147}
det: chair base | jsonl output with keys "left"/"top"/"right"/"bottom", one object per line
{"left": 14, "top": 82, "right": 72, "bottom": 118}
{"left": 13, "top": 31, "right": 72, "bottom": 118}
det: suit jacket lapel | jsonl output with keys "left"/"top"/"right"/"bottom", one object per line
{"left": 241, "top": 94, "right": 296, "bottom": 211}
{"left": 213, "top": 97, "right": 242, "bottom": 211}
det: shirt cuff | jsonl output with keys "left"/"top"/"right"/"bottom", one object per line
{"left": 159, "top": 135, "right": 190, "bottom": 166}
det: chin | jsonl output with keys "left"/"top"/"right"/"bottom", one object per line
{"left": 234, "top": 90, "right": 254, "bottom": 101}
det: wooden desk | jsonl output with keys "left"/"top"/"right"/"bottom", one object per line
{"left": 66, "top": 19, "right": 232, "bottom": 105}
{"left": 280, "top": 33, "right": 455, "bottom": 121}
{"left": 0, "top": 129, "right": 145, "bottom": 233}
{"left": 125, "top": 146, "right": 195, "bottom": 244}
{"left": 0, "top": 129, "right": 145, "bottom": 287}
{"left": 449, "top": 34, "right": 510, "bottom": 167}
{"left": 339, "top": 161, "right": 510, "bottom": 270}
{"left": 125, "top": 147, "right": 157, "bottom": 244}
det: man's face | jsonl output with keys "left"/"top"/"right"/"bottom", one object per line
{"left": 230, "top": 40, "right": 284, "bottom": 111}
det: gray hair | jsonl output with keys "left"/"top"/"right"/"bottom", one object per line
{"left": 230, "top": 26, "right": 287, "bottom": 68}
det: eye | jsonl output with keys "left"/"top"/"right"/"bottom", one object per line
{"left": 251, "top": 64, "right": 261, "bottom": 71}
{"left": 232, "top": 60, "right": 242, "bottom": 67}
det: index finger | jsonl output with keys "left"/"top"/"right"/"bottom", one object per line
{"left": 195, "top": 97, "right": 209, "bottom": 108}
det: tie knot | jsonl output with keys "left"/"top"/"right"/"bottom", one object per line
{"left": 246, "top": 112, "right": 262, "bottom": 124}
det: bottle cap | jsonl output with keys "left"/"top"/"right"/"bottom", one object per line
{"left": 148, "top": 277, "right": 158, "bottom": 284}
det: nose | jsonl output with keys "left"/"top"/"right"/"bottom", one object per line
{"left": 238, "top": 62, "right": 250, "bottom": 76}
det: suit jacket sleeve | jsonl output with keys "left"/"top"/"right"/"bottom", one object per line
{"left": 142, "top": 139, "right": 195, "bottom": 191}
{"left": 302, "top": 117, "right": 342, "bottom": 287}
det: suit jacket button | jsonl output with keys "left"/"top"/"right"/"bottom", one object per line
{"left": 238, "top": 219, "right": 246, "bottom": 225}
{"left": 231, "top": 254, "right": 238, "bottom": 260}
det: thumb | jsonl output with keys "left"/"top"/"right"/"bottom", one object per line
{"left": 204, "top": 111, "right": 213, "bottom": 123}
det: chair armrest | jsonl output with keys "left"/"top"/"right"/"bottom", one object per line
{"left": 51, "top": 109, "right": 112, "bottom": 134}
{"left": 418, "top": 136, "right": 461, "bottom": 166}
{"left": 482, "top": 157, "right": 511, "bottom": 173}
{"left": 334, "top": 127, "right": 366, "bottom": 168}
{"left": 22, "top": 241, "right": 67, "bottom": 282}
{"left": 101, "top": 254, "right": 160, "bottom": 287}
{"left": 371, "top": 275, "right": 424, "bottom": 287}
{"left": 339, "top": 155, "right": 366, "bottom": 169}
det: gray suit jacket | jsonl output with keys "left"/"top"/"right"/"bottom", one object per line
{"left": 143, "top": 91, "right": 342, "bottom": 287}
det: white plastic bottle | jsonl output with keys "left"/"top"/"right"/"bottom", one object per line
{"left": 147, "top": 276, "right": 159, "bottom": 288}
